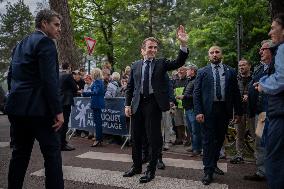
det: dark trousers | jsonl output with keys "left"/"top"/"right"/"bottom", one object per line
{"left": 142, "top": 134, "right": 163, "bottom": 160}
{"left": 8, "top": 115, "right": 64, "bottom": 189}
{"left": 10, "top": 123, "right": 15, "bottom": 147}
{"left": 265, "top": 117, "right": 284, "bottom": 189}
{"left": 131, "top": 94, "right": 163, "bottom": 172}
{"left": 202, "top": 102, "right": 229, "bottom": 175}
{"left": 61, "top": 105, "right": 71, "bottom": 146}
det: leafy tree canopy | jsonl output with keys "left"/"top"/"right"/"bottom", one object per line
{"left": 69, "top": 0, "right": 271, "bottom": 71}
{"left": 0, "top": 0, "right": 33, "bottom": 81}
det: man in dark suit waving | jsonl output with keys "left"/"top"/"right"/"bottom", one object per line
{"left": 193, "top": 46, "right": 242, "bottom": 185}
{"left": 5, "top": 9, "right": 64, "bottom": 189}
{"left": 123, "top": 25, "right": 189, "bottom": 183}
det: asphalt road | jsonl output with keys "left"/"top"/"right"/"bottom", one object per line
{"left": 0, "top": 115, "right": 268, "bottom": 189}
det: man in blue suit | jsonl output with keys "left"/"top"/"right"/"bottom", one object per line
{"left": 5, "top": 9, "right": 64, "bottom": 189}
{"left": 193, "top": 46, "right": 242, "bottom": 185}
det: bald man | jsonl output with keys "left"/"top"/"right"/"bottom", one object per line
{"left": 193, "top": 46, "right": 242, "bottom": 185}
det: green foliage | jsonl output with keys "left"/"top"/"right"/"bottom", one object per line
{"left": 69, "top": 0, "right": 271, "bottom": 71}
{"left": 186, "top": 0, "right": 271, "bottom": 68}
{"left": 0, "top": 0, "right": 33, "bottom": 81}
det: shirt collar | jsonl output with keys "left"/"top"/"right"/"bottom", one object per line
{"left": 210, "top": 62, "right": 223, "bottom": 69}
{"left": 143, "top": 58, "right": 153, "bottom": 63}
{"left": 260, "top": 62, "right": 269, "bottom": 70}
{"left": 36, "top": 29, "right": 48, "bottom": 37}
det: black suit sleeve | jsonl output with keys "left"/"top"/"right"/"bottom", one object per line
{"left": 7, "top": 48, "right": 16, "bottom": 92}
{"left": 164, "top": 50, "right": 189, "bottom": 71}
{"left": 7, "top": 65, "right": 12, "bottom": 92}
{"left": 125, "top": 64, "right": 135, "bottom": 106}
{"left": 66, "top": 74, "right": 78, "bottom": 95}
{"left": 168, "top": 78, "right": 175, "bottom": 103}
{"left": 193, "top": 70, "right": 203, "bottom": 115}
{"left": 36, "top": 37, "right": 62, "bottom": 116}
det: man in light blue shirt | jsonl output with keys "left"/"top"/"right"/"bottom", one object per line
{"left": 255, "top": 14, "right": 284, "bottom": 189}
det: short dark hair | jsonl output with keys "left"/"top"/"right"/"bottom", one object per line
{"left": 35, "top": 9, "right": 62, "bottom": 29}
{"left": 141, "top": 37, "right": 159, "bottom": 49}
{"left": 273, "top": 13, "right": 284, "bottom": 28}
{"left": 239, "top": 58, "right": 251, "bottom": 65}
{"left": 62, "top": 63, "right": 69, "bottom": 70}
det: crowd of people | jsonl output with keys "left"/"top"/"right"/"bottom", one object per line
{"left": 4, "top": 8, "right": 284, "bottom": 189}
{"left": 58, "top": 63, "right": 130, "bottom": 149}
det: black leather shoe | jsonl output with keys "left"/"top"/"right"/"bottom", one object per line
{"left": 214, "top": 166, "right": 224, "bottom": 175}
{"left": 157, "top": 159, "right": 165, "bottom": 170}
{"left": 61, "top": 144, "right": 75, "bottom": 151}
{"left": 123, "top": 167, "right": 142, "bottom": 177}
{"left": 201, "top": 174, "right": 213, "bottom": 185}
{"left": 190, "top": 150, "right": 201, "bottom": 157}
{"left": 139, "top": 170, "right": 155, "bottom": 183}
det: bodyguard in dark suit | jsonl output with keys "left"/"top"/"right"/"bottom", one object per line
{"left": 59, "top": 63, "right": 78, "bottom": 151}
{"left": 5, "top": 10, "right": 64, "bottom": 189}
{"left": 193, "top": 46, "right": 242, "bottom": 185}
{"left": 123, "top": 25, "right": 189, "bottom": 183}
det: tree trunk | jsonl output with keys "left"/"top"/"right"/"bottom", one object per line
{"left": 269, "top": 0, "right": 284, "bottom": 18}
{"left": 148, "top": 1, "right": 153, "bottom": 36}
{"left": 49, "top": 0, "right": 80, "bottom": 70}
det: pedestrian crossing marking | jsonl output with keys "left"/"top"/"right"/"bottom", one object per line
{"left": 31, "top": 166, "right": 228, "bottom": 189}
{"left": 0, "top": 142, "right": 9, "bottom": 148}
{"left": 77, "top": 151, "right": 227, "bottom": 172}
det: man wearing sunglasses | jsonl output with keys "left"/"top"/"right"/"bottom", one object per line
{"left": 193, "top": 46, "right": 242, "bottom": 185}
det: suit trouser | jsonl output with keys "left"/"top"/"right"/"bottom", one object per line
{"left": 61, "top": 105, "right": 71, "bottom": 146}
{"left": 131, "top": 94, "right": 163, "bottom": 172}
{"left": 265, "top": 117, "right": 284, "bottom": 189}
{"left": 8, "top": 115, "right": 64, "bottom": 189}
{"left": 202, "top": 102, "right": 229, "bottom": 175}
{"left": 142, "top": 134, "right": 163, "bottom": 160}
{"left": 10, "top": 122, "right": 15, "bottom": 146}
{"left": 142, "top": 111, "right": 173, "bottom": 160}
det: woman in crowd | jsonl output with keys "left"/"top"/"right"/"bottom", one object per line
{"left": 82, "top": 68, "right": 105, "bottom": 147}
{"left": 83, "top": 74, "right": 93, "bottom": 92}
{"left": 82, "top": 74, "right": 94, "bottom": 139}
{"left": 105, "top": 72, "right": 121, "bottom": 98}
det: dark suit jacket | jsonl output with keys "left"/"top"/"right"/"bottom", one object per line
{"left": 59, "top": 71, "right": 78, "bottom": 106}
{"left": 5, "top": 31, "right": 62, "bottom": 117}
{"left": 248, "top": 64, "right": 268, "bottom": 117}
{"left": 193, "top": 64, "right": 242, "bottom": 118}
{"left": 125, "top": 49, "right": 188, "bottom": 114}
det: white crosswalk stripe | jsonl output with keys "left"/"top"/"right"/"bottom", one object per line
{"left": 0, "top": 142, "right": 9, "bottom": 148}
{"left": 77, "top": 151, "right": 227, "bottom": 172}
{"left": 31, "top": 166, "right": 228, "bottom": 189}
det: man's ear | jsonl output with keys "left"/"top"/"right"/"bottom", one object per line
{"left": 41, "top": 20, "right": 48, "bottom": 29}
{"left": 141, "top": 48, "right": 145, "bottom": 56}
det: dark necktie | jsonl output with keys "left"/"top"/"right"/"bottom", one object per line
{"left": 214, "top": 65, "right": 222, "bottom": 100}
{"left": 143, "top": 60, "right": 150, "bottom": 97}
